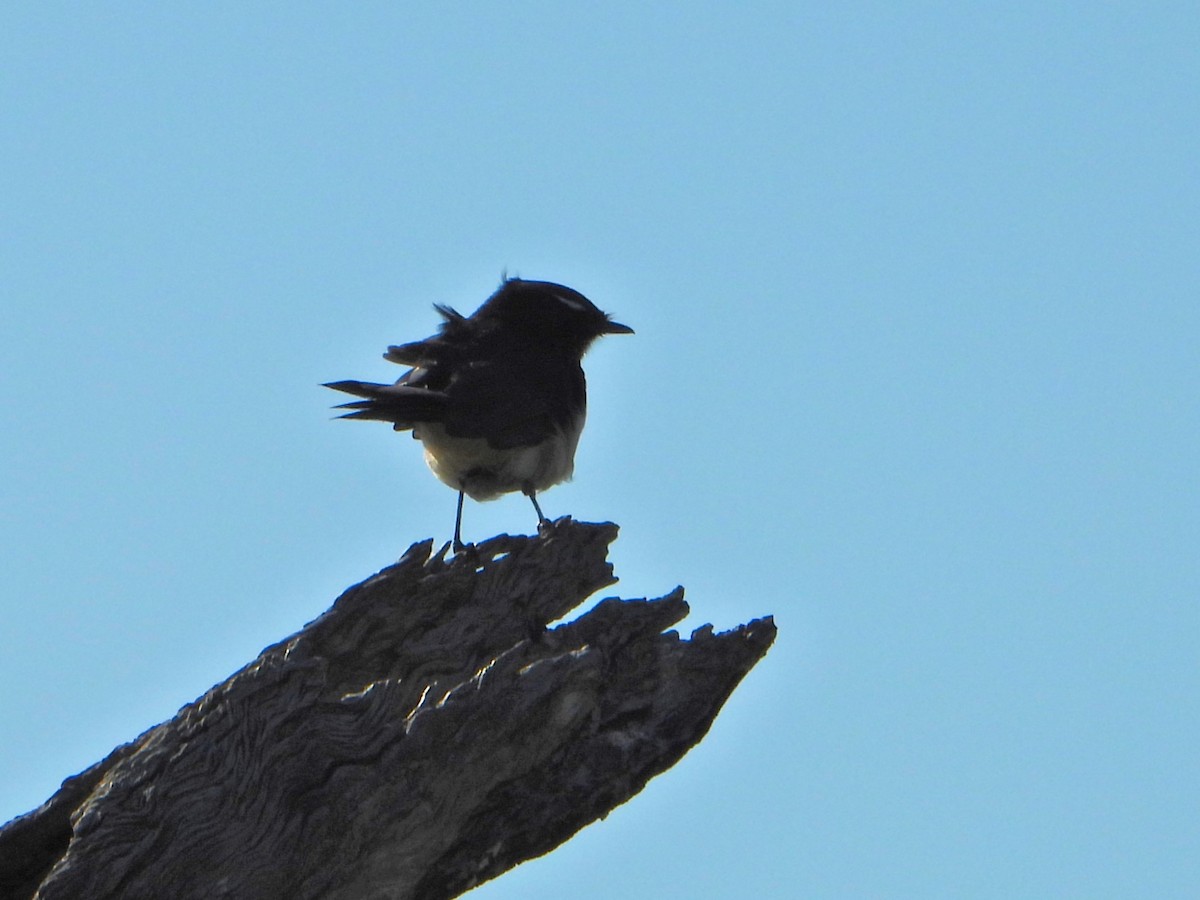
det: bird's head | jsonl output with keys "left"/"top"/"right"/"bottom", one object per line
{"left": 477, "top": 278, "right": 633, "bottom": 355}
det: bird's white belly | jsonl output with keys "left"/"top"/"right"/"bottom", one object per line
{"left": 414, "top": 418, "right": 583, "bottom": 502}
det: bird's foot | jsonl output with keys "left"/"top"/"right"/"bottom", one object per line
{"left": 524, "top": 616, "right": 548, "bottom": 645}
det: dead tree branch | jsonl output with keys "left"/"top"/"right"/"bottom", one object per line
{"left": 0, "top": 519, "right": 776, "bottom": 900}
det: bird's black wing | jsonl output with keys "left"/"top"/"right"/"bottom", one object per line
{"left": 382, "top": 304, "right": 479, "bottom": 378}
{"left": 437, "top": 354, "right": 586, "bottom": 450}
{"left": 327, "top": 301, "right": 585, "bottom": 447}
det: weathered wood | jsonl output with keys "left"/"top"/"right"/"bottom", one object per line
{"left": 0, "top": 519, "right": 775, "bottom": 900}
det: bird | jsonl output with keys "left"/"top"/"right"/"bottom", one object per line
{"left": 325, "top": 277, "right": 633, "bottom": 551}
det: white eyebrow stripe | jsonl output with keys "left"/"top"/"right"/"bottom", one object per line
{"left": 554, "top": 292, "right": 588, "bottom": 311}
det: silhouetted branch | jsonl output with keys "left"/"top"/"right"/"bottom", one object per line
{"left": 0, "top": 519, "right": 775, "bottom": 900}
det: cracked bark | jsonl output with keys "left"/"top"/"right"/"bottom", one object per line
{"left": 0, "top": 519, "right": 776, "bottom": 900}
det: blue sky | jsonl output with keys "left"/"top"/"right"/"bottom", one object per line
{"left": 3, "top": 3, "right": 1198, "bottom": 897}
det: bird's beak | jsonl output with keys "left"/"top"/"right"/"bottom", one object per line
{"left": 603, "top": 320, "right": 635, "bottom": 335}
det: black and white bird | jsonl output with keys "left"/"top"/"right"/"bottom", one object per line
{"left": 325, "top": 277, "right": 633, "bottom": 550}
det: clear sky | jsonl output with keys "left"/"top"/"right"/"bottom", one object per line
{"left": 3, "top": 4, "right": 1197, "bottom": 897}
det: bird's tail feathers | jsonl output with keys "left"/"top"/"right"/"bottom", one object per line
{"left": 323, "top": 380, "right": 447, "bottom": 429}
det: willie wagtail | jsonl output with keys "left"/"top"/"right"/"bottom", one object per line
{"left": 325, "top": 277, "right": 633, "bottom": 550}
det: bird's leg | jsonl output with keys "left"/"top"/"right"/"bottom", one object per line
{"left": 522, "top": 484, "right": 550, "bottom": 537}
{"left": 522, "top": 485, "right": 547, "bottom": 523}
{"left": 453, "top": 489, "right": 467, "bottom": 552}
